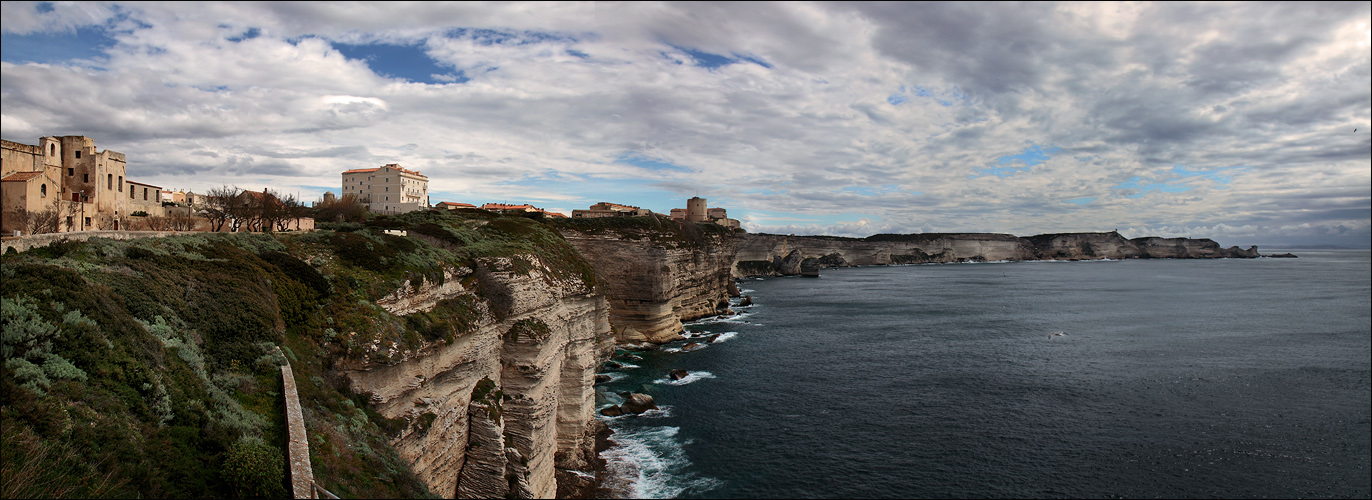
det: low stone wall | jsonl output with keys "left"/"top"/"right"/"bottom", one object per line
{"left": 1, "top": 230, "right": 182, "bottom": 254}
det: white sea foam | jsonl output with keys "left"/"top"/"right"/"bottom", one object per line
{"left": 612, "top": 362, "right": 641, "bottom": 369}
{"left": 600, "top": 425, "right": 722, "bottom": 498}
{"left": 687, "top": 310, "right": 755, "bottom": 325}
{"left": 710, "top": 332, "right": 739, "bottom": 343}
{"left": 654, "top": 371, "right": 717, "bottom": 386}
{"left": 600, "top": 372, "right": 629, "bottom": 383}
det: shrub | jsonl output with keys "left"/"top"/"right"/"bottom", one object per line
{"left": 221, "top": 436, "right": 286, "bottom": 499}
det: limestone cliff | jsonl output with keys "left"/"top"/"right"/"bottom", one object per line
{"left": 342, "top": 255, "right": 613, "bottom": 498}
{"left": 554, "top": 216, "right": 739, "bottom": 344}
{"left": 735, "top": 231, "right": 1259, "bottom": 276}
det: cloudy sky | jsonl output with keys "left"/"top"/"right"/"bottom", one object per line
{"left": 3, "top": 2, "right": 1369, "bottom": 248}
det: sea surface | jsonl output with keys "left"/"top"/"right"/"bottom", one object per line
{"left": 593, "top": 250, "right": 1371, "bottom": 498}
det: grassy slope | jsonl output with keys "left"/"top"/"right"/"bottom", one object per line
{"left": 1, "top": 209, "right": 592, "bottom": 499}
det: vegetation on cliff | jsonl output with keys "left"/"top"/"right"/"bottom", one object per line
{"left": 552, "top": 213, "right": 739, "bottom": 248}
{"left": 0, "top": 208, "right": 598, "bottom": 498}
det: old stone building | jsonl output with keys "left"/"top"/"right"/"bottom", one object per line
{"left": 668, "top": 196, "right": 739, "bottom": 229}
{"left": 571, "top": 202, "right": 652, "bottom": 218}
{"left": 2, "top": 136, "right": 163, "bottom": 234}
{"left": 340, "top": 163, "right": 430, "bottom": 214}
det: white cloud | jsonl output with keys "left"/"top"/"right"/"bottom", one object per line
{"left": 1, "top": 1, "right": 1368, "bottom": 247}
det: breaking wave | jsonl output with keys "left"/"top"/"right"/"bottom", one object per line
{"left": 654, "top": 371, "right": 717, "bottom": 386}
{"left": 600, "top": 425, "right": 722, "bottom": 498}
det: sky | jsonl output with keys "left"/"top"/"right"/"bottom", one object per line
{"left": 2, "top": 2, "right": 1369, "bottom": 248}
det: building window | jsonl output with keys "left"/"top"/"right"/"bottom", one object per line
{"left": 130, "top": 187, "right": 134, "bottom": 199}
{"left": 49, "top": 144, "right": 56, "bottom": 156}
{"left": 41, "top": 184, "right": 47, "bottom": 197}
{"left": 107, "top": 174, "right": 113, "bottom": 189}
{"left": 143, "top": 188, "right": 148, "bottom": 200}
{"left": 118, "top": 176, "right": 123, "bottom": 192}
{"left": 67, "top": 168, "right": 73, "bottom": 176}
{"left": 83, "top": 174, "right": 89, "bottom": 183}
{"left": 75, "top": 150, "right": 81, "bottom": 159}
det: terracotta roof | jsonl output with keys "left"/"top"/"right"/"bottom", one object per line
{"left": 436, "top": 202, "right": 476, "bottom": 208}
{"left": 1, "top": 171, "right": 45, "bottom": 182}
{"left": 481, "top": 203, "right": 536, "bottom": 210}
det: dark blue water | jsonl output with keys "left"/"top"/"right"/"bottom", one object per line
{"left": 595, "top": 251, "right": 1372, "bottom": 498}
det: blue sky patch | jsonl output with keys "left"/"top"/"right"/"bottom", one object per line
{"left": 1, "top": 25, "right": 117, "bottom": 64}
{"left": 1111, "top": 176, "right": 1192, "bottom": 198}
{"left": 615, "top": 153, "right": 693, "bottom": 173}
{"left": 566, "top": 48, "right": 590, "bottom": 59}
{"left": 331, "top": 41, "right": 461, "bottom": 84}
{"left": 1065, "top": 197, "right": 1096, "bottom": 205}
{"left": 226, "top": 27, "right": 261, "bottom": 42}
{"left": 888, "top": 84, "right": 962, "bottom": 107}
{"left": 976, "top": 144, "right": 1061, "bottom": 178}
{"left": 665, "top": 44, "right": 771, "bottom": 70}
{"left": 1110, "top": 164, "right": 1245, "bottom": 198}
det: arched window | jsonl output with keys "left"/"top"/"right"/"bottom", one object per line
{"left": 41, "top": 184, "right": 47, "bottom": 197}
{"left": 49, "top": 144, "right": 55, "bottom": 156}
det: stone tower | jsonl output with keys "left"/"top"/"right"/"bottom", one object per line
{"left": 686, "top": 196, "right": 707, "bottom": 222}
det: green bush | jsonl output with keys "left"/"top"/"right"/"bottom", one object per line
{"left": 221, "top": 436, "right": 286, "bottom": 499}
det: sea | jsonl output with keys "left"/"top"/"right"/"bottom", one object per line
{"left": 593, "top": 250, "right": 1371, "bottom": 498}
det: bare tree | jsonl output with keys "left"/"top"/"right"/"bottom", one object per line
{"left": 168, "top": 210, "right": 197, "bottom": 231}
{"left": 314, "top": 192, "right": 368, "bottom": 223}
{"left": 143, "top": 216, "right": 171, "bottom": 231}
{"left": 202, "top": 185, "right": 242, "bottom": 232}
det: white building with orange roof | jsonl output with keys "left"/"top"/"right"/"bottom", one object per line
{"left": 340, "top": 163, "right": 429, "bottom": 214}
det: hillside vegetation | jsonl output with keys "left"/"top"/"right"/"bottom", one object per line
{"left": 1, "top": 209, "right": 595, "bottom": 498}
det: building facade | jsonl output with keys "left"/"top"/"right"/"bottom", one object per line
{"left": 668, "top": 196, "right": 739, "bottom": 229}
{"left": 2, "top": 136, "right": 162, "bottom": 233}
{"left": 571, "top": 202, "right": 652, "bottom": 218}
{"left": 340, "top": 163, "right": 429, "bottom": 214}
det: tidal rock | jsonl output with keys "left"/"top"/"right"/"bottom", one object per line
{"left": 594, "top": 374, "right": 613, "bottom": 384}
{"left": 704, "top": 334, "right": 719, "bottom": 343}
{"left": 599, "top": 405, "right": 624, "bottom": 417}
{"left": 681, "top": 342, "right": 703, "bottom": 351}
{"left": 602, "top": 361, "right": 623, "bottom": 370}
{"left": 738, "top": 296, "right": 753, "bottom": 307}
{"left": 727, "top": 280, "right": 741, "bottom": 297}
{"left": 1267, "top": 253, "right": 1298, "bottom": 258}
{"left": 621, "top": 393, "right": 657, "bottom": 414}
{"left": 668, "top": 369, "right": 690, "bottom": 381}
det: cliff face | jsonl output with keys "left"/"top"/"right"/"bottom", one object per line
{"left": 735, "top": 231, "right": 1259, "bottom": 276}
{"left": 557, "top": 228, "right": 738, "bottom": 344}
{"left": 342, "top": 256, "right": 613, "bottom": 498}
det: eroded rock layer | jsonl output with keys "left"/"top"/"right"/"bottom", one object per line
{"left": 559, "top": 229, "right": 737, "bottom": 344}
{"left": 343, "top": 256, "right": 613, "bottom": 498}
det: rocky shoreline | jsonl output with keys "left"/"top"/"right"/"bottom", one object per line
{"left": 733, "top": 231, "right": 1260, "bottom": 277}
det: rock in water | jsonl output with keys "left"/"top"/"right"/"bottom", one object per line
{"left": 621, "top": 393, "right": 657, "bottom": 414}
{"left": 738, "top": 295, "right": 753, "bottom": 307}
{"left": 704, "top": 334, "right": 720, "bottom": 343}
{"left": 681, "top": 342, "right": 703, "bottom": 351}
{"left": 594, "top": 374, "right": 612, "bottom": 384}
{"left": 599, "top": 406, "right": 624, "bottom": 417}
{"left": 669, "top": 369, "right": 690, "bottom": 381}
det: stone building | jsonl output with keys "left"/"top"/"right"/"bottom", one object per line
{"left": 2, "top": 136, "right": 162, "bottom": 233}
{"left": 571, "top": 202, "right": 651, "bottom": 218}
{"left": 340, "top": 163, "right": 430, "bottom": 214}
{"left": 668, "top": 197, "right": 739, "bottom": 229}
